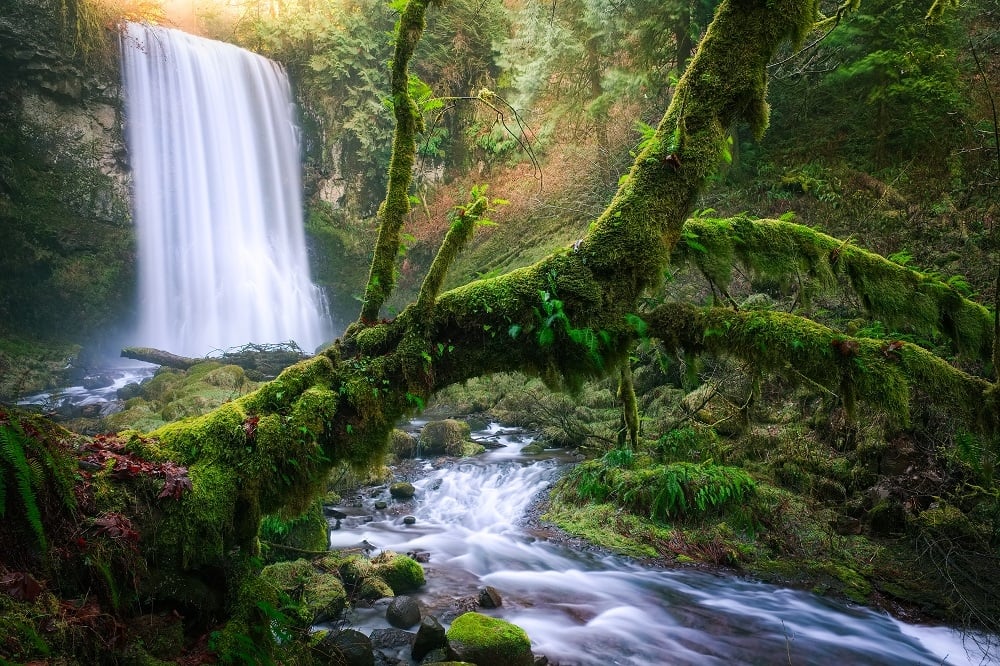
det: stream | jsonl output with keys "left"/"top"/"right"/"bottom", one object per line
{"left": 331, "top": 424, "right": 996, "bottom": 666}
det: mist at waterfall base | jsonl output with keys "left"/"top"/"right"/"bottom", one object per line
{"left": 120, "top": 23, "right": 332, "bottom": 358}
{"left": 334, "top": 426, "right": 995, "bottom": 666}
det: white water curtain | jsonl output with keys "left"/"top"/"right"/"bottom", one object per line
{"left": 121, "top": 23, "right": 331, "bottom": 357}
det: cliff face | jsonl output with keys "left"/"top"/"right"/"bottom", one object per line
{"left": 0, "top": 0, "right": 134, "bottom": 344}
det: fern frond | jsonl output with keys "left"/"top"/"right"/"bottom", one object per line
{"left": 0, "top": 424, "right": 48, "bottom": 552}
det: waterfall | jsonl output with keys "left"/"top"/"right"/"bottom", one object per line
{"left": 119, "top": 23, "right": 332, "bottom": 357}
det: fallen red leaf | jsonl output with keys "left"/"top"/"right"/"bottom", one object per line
{"left": 1, "top": 572, "right": 44, "bottom": 601}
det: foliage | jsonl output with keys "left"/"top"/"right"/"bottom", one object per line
{"left": 766, "top": 0, "right": 968, "bottom": 171}
{"left": 0, "top": 112, "right": 133, "bottom": 341}
{"left": 242, "top": 0, "right": 508, "bottom": 211}
{"left": 560, "top": 457, "right": 756, "bottom": 521}
{"left": 0, "top": 422, "right": 49, "bottom": 552}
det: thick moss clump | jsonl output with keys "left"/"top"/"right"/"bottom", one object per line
{"left": 260, "top": 559, "right": 347, "bottom": 625}
{"left": 260, "top": 498, "right": 329, "bottom": 563}
{"left": 446, "top": 612, "right": 533, "bottom": 666}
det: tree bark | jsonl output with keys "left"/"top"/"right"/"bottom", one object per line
{"left": 120, "top": 346, "right": 200, "bottom": 369}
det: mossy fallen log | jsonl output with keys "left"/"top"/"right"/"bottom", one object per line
{"left": 121, "top": 342, "right": 309, "bottom": 379}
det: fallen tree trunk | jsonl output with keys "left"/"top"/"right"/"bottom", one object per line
{"left": 121, "top": 342, "right": 310, "bottom": 379}
{"left": 121, "top": 346, "right": 199, "bottom": 369}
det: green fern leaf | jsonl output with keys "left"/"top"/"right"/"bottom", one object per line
{"left": 0, "top": 424, "right": 48, "bottom": 552}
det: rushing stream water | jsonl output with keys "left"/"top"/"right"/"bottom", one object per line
{"left": 331, "top": 425, "right": 996, "bottom": 666}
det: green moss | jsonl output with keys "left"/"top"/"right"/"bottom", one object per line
{"left": 645, "top": 303, "right": 995, "bottom": 433}
{"left": 358, "top": 0, "right": 429, "bottom": 323}
{"left": 260, "top": 499, "right": 329, "bottom": 562}
{"left": 371, "top": 550, "right": 425, "bottom": 594}
{"left": 544, "top": 501, "right": 662, "bottom": 558}
{"left": 674, "top": 216, "right": 994, "bottom": 361}
{"left": 300, "top": 572, "right": 347, "bottom": 623}
{"left": 446, "top": 612, "right": 533, "bottom": 666}
{"left": 420, "top": 419, "right": 472, "bottom": 455}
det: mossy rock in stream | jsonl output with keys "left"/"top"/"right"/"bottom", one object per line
{"left": 370, "top": 550, "right": 425, "bottom": 594}
{"left": 445, "top": 612, "right": 533, "bottom": 666}
{"left": 420, "top": 419, "right": 480, "bottom": 456}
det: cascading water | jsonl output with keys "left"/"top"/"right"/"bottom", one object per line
{"left": 119, "top": 23, "right": 332, "bottom": 357}
{"left": 332, "top": 425, "right": 995, "bottom": 666}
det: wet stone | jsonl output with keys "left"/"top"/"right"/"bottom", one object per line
{"left": 386, "top": 595, "right": 421, "bottom": 629}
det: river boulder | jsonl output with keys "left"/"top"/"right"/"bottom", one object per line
{"left": 419, "top": 419, "right": 484, "bottom": 457}
{"left": 446, "top": 612, "right": 533, "bottom": 666}
{"left": 390, "top": 481, "right": 416, "bottom": 499}
{"left": 411, "top": 615, "right": 447, "bottom": 660}
{"left": 390, "top": 428, "right": 419, "bottom": 458}
{"left": 386, "top": 595, "right": 421, "bottom": 628}
{"left": 315, "top": 628, "right": 373, "bottom": 666}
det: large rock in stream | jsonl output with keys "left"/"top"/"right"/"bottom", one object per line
{"left": 445, "top": 612, "right": 533, "bottom": 666}
{"left": 419, "top": 419, "right": 484, "bottom": 457}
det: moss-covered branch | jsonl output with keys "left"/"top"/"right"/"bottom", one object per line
{"left": 642, "top": 302, "right": 999, "bottom": 434}
{"left": 357, "top": 0, "right": 430, "bottom": 324}
{"left": 673, "top": 215, "right": 995, "bottom": 361}
{"left": 415, "top": 192, "right": 489, "bottom": 315}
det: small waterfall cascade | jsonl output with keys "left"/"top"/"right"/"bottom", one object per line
{"left": 331, "top": 425, "right": 990, "bottom": 665}
{"left": 120, "top": 23, "right": 332, "bottom": 357}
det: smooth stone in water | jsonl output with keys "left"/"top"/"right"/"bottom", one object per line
{"left": 386, "top": 595, "right": 421, "bottom": 628}
{"left": 316, "top": 628, "right": 373, "bottom": 666}
{"left": 390, "top": 482, "right": 415, "bottom": 499}
{"left": 411, "top": 615, "right": 446, "bottom": 661}
{"left": 477, "top": 585, "right": 502, "bottom": 609}
{"left": 403, "top": 515, "right": 417, "bottom": 525}
{"left": 369, "top": 627, "right": 415, "bottom": 651}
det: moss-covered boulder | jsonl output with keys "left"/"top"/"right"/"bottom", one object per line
{"left": 390, "top": 481, "right": 416, "bottom": 499}
{"left": 446, "top": 612, "right": 533, "bottom": 666}
{"left": 333, "top": 552, "right": 424, "bottom": 600}
{"left": 259, "top": 558, "right": 347, "bottom": 624}
{"left": 420, "top": 419, "right": 478, "bottom": 456}
{"left": 302, "top": 572, "right": 348, "bottom": 623}
{"left": 103, "top": 362, "right": 260, "bottom": 433}
{"left": 371, "top": 550, "right": 425, "bottom": 594}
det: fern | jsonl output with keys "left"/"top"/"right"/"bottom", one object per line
{"left": 0, "top": 423, "right": 48, "bottom": 552}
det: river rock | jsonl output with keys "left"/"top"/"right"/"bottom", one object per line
{"left": 390, "top": 482, "right": 415, "bottom": 499}
{"left": 446, "top": 612, "right": 533, "bottom": 666}
{"left": 417, "top": 647, "right": 449, "bottom": 664}
{"left": 386, "top": 595, "right": 421, "bottom": 628}
{"left": 520, "top": 443, "right": 545, "bottom": 455}
{"left": 371, "top": 551, "right": 426, "bottom": 594}
{"left": 403, "top": 515, "right": 417, "bottom": 525}
{"left": 375, "top": 500, "right": 389, "bottom": 510}
{"left": 477, "top": 585, "right": 502, "bottom": 609}
{"left": 390, "top": 428, "right": 419, "bottom": 458}
{"left": 370, "top": 627, "right": 415, "bottom": 652}
{"left": 82, "top": 374, "right": 114, "bottom": 389}
{"left": 420, "top": 419, "right": 481, "bottom": 456}
{"left": 411, "top": 615, "right": 446, "bottom": 660}
{"left": 324, "top": 507, "right": 348, "bottom": 520}
{"left": 302, "top": 573, "right": 347, "bottom": 623}
{"left": 316, "top": 628, "right": 373, "bottom": 666}
{"left": 117, "top": 382, "right": 143, "bottom": 400}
